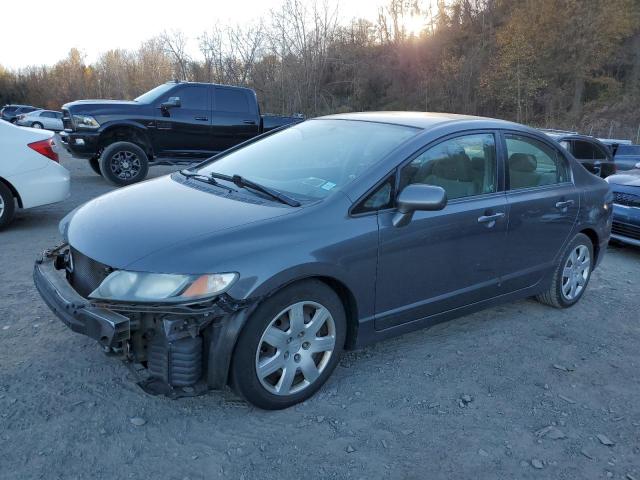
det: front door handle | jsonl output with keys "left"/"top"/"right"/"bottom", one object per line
{"left": 243, "top": 120, "right": 256, "bottom": 125}
{"left": 555, "top": 200, "right": 575, "bottom": 209}
{"left": 195, "top": 116, "right": 209, "bottom": 121}
{"left": 477, "top": 212, "right": 505, "bottom": 224}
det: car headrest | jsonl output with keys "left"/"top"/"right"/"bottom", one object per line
{"left": 432, "top": 153, "right": 474, "bottom": 181}
{"left": 509, "top": 153, "right": 537, "bottom": 172}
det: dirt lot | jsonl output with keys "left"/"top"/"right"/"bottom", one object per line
{"left": 1, "top": 147, "right": 639, "bottom": 480}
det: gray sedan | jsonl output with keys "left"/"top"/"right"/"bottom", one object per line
{"left": 34, "top": 112, "right": 612, "bottom": 409}
{"left": 17, "top": 109, "right": 63, "bottom": 131}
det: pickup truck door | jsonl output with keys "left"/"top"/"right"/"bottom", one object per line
{"left": 211, "top": 87, "right": 260, "bottom": 152}
{"left": 153, "top": 85, "right": 213, "bottom": 156}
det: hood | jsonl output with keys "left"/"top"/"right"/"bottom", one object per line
{"left": 66, "top": 175, "right": 296, "bottom": 270}
{"left": 606, "top": 170, "right": 640, "bottom": 187}
{"left": 63, "top": 100, "right": 140, "bottom": 112}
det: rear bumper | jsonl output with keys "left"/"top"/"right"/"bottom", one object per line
{"left": 34, "top": 255, "right": 130, "bottom": 347}
{"left": 59, "top": 131, "right": 100, "bottom": 158}
{"left": 6, "top": 161, "right": 70, "bottom": 209}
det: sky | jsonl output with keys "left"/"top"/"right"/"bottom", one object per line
{"left": 0, "top": 0, "right": 428, "bottom": 70}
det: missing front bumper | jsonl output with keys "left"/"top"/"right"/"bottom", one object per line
{"left": 34, "top": 255, "right": 130, "bottom": 347}
{"left": 33, "top": 246, "right": 258, "bottom": 394}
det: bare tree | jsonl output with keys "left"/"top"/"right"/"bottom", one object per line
{"left": 160, "top": 30, "right": 191, "bottom": 80}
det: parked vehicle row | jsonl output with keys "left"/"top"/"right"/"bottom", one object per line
{"left": 16, "top": 109, "right": 64, "bottom": 131}
{"left": 34, "top": 112, "right": 612, "bottom": 409}
{"left": 1, "top": 104, "right": 39, "bottom": 123}
{"left": 0, "top": 120, "right": 70, "bottom": 229}
{"left": 59, "top": 81, "right": 304, "bottom": 186}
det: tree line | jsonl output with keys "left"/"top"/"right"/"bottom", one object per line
{"left": 1, "top": 0, "right": 639, "bottom": 140}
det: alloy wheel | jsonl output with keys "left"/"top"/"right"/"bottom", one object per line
{"left": 561, "top": 244, "right": 591, "bottom": 301}
{"left": 110, "top": 151, "right": 141, "bottom": 180}
{"left": 255, "top": 301, "right": 336, "bottom": 396}
{"left": 0, "top": 194, "right": 4, "bottom": 219}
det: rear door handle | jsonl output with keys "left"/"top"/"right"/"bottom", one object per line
{"left": 555, "top": 200, "right": 575, "bottom": 209}
{"left": 477, "top": 212, "right": 505, "bottom": 224}
{"left": 243, "top": 120, "right": 256, "bottom": 125}
{"left": 195, "top": 116, "right": 209, "bottom": 121}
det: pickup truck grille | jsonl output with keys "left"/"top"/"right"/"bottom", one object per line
{"left": 61, "top": 108, "right": 73, "bottom": 130}
{"left": 69, "top": 247, "right": 112, "bottom": 298}
{"left": 613, "top": 191, "right": 640, "bottom": 208}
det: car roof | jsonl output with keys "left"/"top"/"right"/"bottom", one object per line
{"left": 317, "top": 111, "right": 530, "bottom": 131}
{"left": 165, "top": 80, "right": 255, "bottom": 93}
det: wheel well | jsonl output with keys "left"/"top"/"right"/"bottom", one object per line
{"left": 0, "top": 177, "right": 22, "bottom": 208}
{"left": 99, "top": 127, "right": 152, "bottom": 158}
{"left": 314, "top": 276, "right": 359, "bottom": 350}
{"left": 580, "top": 228, "right": 599, "bottom": 263}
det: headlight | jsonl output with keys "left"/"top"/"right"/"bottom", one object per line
{"left": 73, "top": 114, "right": 100, "bottom": 129}
{"left": 89, "top": 271, "right": 238, "bottom": 303}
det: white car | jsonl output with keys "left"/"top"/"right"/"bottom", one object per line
{"left": 16, "top": 109, "right": 64, "bottom": 131}
{"left": 0, "top": 121, "right": 70, "bottom": 229}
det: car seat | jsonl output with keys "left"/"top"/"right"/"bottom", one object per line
{"left": 508, "top": 153, "right": 540, "bottom": 189}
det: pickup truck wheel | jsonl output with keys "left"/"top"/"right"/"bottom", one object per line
{"left": 230, "top": 280, "right": 346, "bottom": 410}
{"left": 99, "top": 141, "right": 149, "bottom": 186}
{"left": 88, "top": 158, "right": 102, "bottom": 176}
{"left": 0, "top": 182, "right": 16, "bottom": 230}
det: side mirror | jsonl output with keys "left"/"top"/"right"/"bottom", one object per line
{"left": 161, "top": 97, "right": 181, "bottom": 110}
{"left": 392, "top": 184, "right": 447, "bottom": 227}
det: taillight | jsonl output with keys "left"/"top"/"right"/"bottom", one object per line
{"left": 28, "top": 138, "right": 59, "bottom": 163}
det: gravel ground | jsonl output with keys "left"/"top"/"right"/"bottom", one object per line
{"left": 1, "top": 147, "right": 639, "bottom": 480}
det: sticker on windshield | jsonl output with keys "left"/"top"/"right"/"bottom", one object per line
{"left": 321, "top": 181, "right": 337, "bottom": 191}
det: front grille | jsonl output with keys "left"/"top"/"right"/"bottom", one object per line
{"left": 61, "top": 108, "right": 73, "bottom": 130}
{"left": 69, "top": 247, "right": 112, "bottom": 297}
{"left": 612, "top": 221, "right": 640, "bottom": 240}
{"left": 613, "top": 191, "right": 640, "bottom": 208}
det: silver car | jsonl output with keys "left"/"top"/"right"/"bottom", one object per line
{"left": 17, "top": 110, "right": 63, "bottom": 131}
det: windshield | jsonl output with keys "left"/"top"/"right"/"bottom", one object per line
{"left": 196, "top": 119, "right": 419, "bottom": 201}
{"left": 135, "top": 83, "right": 176, "bottom": 103}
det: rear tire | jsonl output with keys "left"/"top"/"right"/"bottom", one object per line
{"left": 0, "top": 182, "right": 16, "bottom": 230}
{"left": 99, "top": 141, "right": 149, "bottom": 186}
{"left": 536, "top": 233, "right": 594, "bottom": 308}
{"left": 230, "top": 280, "right": 346, "bottom": 410}
{"left": 88, "top": 157, "right": 102, "bottom": 176}
{"left": 31, "top": 122, "right": 43, "bottom": 129}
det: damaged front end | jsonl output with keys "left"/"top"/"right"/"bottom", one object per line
{"left": 34, "top": 244, "right": 257, "bottom": 398}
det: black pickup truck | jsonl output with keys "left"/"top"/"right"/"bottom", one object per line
{"left": 60, "top": 81, "right": 303, "bottom": 185}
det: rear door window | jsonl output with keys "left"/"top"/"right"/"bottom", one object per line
{"left": 572, "top": 140, "right": 607, "bottom": 160}
{"left": 214, "top": 88, "right": 250, "bottom": 113}
{"left": 506, "top": 134, "right": 569, "bottom": 189}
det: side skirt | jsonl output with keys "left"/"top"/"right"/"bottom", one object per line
{"left": 353, "top": 280, "right": 549, "bottom": 349}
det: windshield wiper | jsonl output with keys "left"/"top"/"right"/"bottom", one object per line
{"left": 208, "top": 172, "right": 301, "bottom": 207}
{"left": 179, "top": 169, "right": 236, "bottom": 192}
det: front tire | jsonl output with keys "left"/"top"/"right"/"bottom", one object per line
{"left": 99, "top": 141, "right": 149, "bottom": 186}
{"left": 88, "top": 157, "right": 102, "bottom": 176}
{"left": 536, "top": 233, "right": 594, "bottom": 308}
{"left": 0, "top": 182, "right": 16, "bottom": 230}
{"left": 230, "top": 280, "right": 346, "bottom": 410}
{"left": 31, "top": 122, "right": 43, "bottom": 129}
